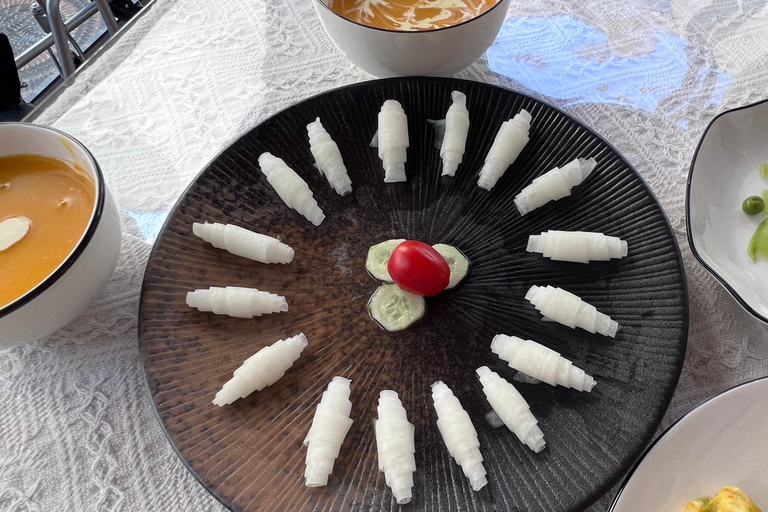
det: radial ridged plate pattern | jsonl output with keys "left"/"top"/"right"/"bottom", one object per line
{"left": 139, "top": 77, "right": 688, "bottom": 512}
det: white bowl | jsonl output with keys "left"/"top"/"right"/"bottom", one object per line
{"left": 312, "top": 0, "right": 510, "bottom": 77}
{"left": 687, "top": 99, "right": 768, "bottom": 323}
{"left": 0, "top": 123, "right": 121, "bottom": 348}
{"left": 611, "top": 377, "right": 768, "bottom": 511}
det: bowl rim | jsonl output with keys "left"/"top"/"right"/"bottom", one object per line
{"left": 312, "top": 0, "right": 509, "bottom": 34}
{"left": 685, "top": 98, "right": 768, "bottom": 325}
{"left": 609, "top": 375, "right": 768, "bottom": 510}
{"left": 0, "top": 122, "right": 106, "bottom": 318}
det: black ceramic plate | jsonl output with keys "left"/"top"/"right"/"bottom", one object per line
{"left": 139, "top": 77, "right": 688, "bottom": 512}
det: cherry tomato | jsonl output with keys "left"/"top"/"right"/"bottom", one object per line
{"left": 387, "top": 240, "right": 450, "bottom": 296}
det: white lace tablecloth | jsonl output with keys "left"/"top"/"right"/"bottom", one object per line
{"left": 3, "top": 0, "right": 768, "bottom": 510}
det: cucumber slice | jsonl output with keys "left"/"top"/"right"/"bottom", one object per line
{"left": 432, "top": 244, "right": 469, "bottom": 289}
{"left": 368, "top": 284, "right": 426, "bottom": 331}
{"left": 366, "top": 239, "right": 405, "bottom": 281}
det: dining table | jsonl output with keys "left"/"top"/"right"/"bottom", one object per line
{"left": 3, "top": 0, "right": 768, "bottom": 510}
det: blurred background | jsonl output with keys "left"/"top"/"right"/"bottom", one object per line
{"left": 1, "top": 0, "right": 143, "bottom": 105}
{"left": 3, "top": 0, "right": 104, "bottom": 100}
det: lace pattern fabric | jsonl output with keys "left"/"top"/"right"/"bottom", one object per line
{"left": 3, "top": 0, "right": 768, "bottom": 509}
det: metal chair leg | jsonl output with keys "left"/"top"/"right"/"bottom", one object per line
{"left": 16, "top": 2, "right": 98, "bottom": 70}
{"left": 45, "top": 0, "right": 76, "bottom": 81}
{"left": 32, "top": 3, "right": 85, "bottom": 66}
{"left": 94, "top": 0, "right": 119, "bottom": 36}
{"left": 45, "top": 0, "right": 119, "bottom": 81}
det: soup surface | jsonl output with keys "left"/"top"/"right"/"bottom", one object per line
{"left": 328, "top": 0, "right": 498, "bottom": 31}
{"left": 0, "top": 155, "right": 96, "bottom": 309}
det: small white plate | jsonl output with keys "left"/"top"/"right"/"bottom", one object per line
{"left": 688, "top": 99, "right": 768, "bottom": 322}
{"left": 611, "top": 377, "right": 768, "bottom": 511}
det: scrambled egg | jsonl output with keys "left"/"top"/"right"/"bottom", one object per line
{"left": 685, "top": 486, "right": 762, "bottom": 512}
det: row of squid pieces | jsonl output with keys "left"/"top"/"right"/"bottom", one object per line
{"left": 208, "top": 329, "right": 599, "bottom": 504}
{"left": 257, "top": 92, "right": 601, "bottom": 228}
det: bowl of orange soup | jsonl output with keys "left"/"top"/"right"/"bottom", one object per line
{"left": 312, "top": 0, "right": 511, "bottom": 77}
{"left": 0, "top": 123, "right": 121, "bottom": 348}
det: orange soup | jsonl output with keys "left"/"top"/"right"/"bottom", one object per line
{"left": 0, "top": 155, "right": 96, "bottom": 309}
{"left": 328, "top": 0, "right": 498, "bottom": 31}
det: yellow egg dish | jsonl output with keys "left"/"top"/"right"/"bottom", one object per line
{"left": 685, "top": 486, "right": 762, "bottom": 512}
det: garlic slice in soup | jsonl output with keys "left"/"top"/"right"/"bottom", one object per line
{"left": 0, "top": 217, "right": 30, "bottom": 251}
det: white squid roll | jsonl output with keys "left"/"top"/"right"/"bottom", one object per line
{"left": 376, "top": 100, "right": 409, "bottom": 183}
{"left": 514, "top": 157, "right": 597, "bottom": 215}
{"left": 476, "top": 366, "right": 545, "bottom": 453}
{"left": 490, "top": 334, "right": 596, "bottom": 392}
{"left": 527, "top": 230, "right": 628, "bottom": 263}
{"left": 192, "top": 222, "right": 294, "bottom": 264}
{"left": 431, "top": 381, "right": 487, "bottom": 491}
{"left": 477, "top": 109, "right": 531, "bottom": 190}
{"left": 440, "top": 91, "right": 470, "bottom": 176}
{"left": 212, "top": 333, "right": 308, "bottom": 406}
{"left": 526, "top": 285, "right": 619, "bottom": 338}
{"left": 307, "top": 118, "right": 353, "bottom": 196}
{"left": 375, "top": 390, "right": 416, "bottom": 505}
{"left": 186, "top": 286, "right": 288, "bottom": 318}
{"left": 257, "top": 152, "right": 325, "bottom": 226}
{"left": 304, "top": 376, "right": 354, "bottom": 487}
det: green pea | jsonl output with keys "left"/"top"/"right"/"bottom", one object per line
{"left": 743, "top": 195, "right": 765, "bottom": 215}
